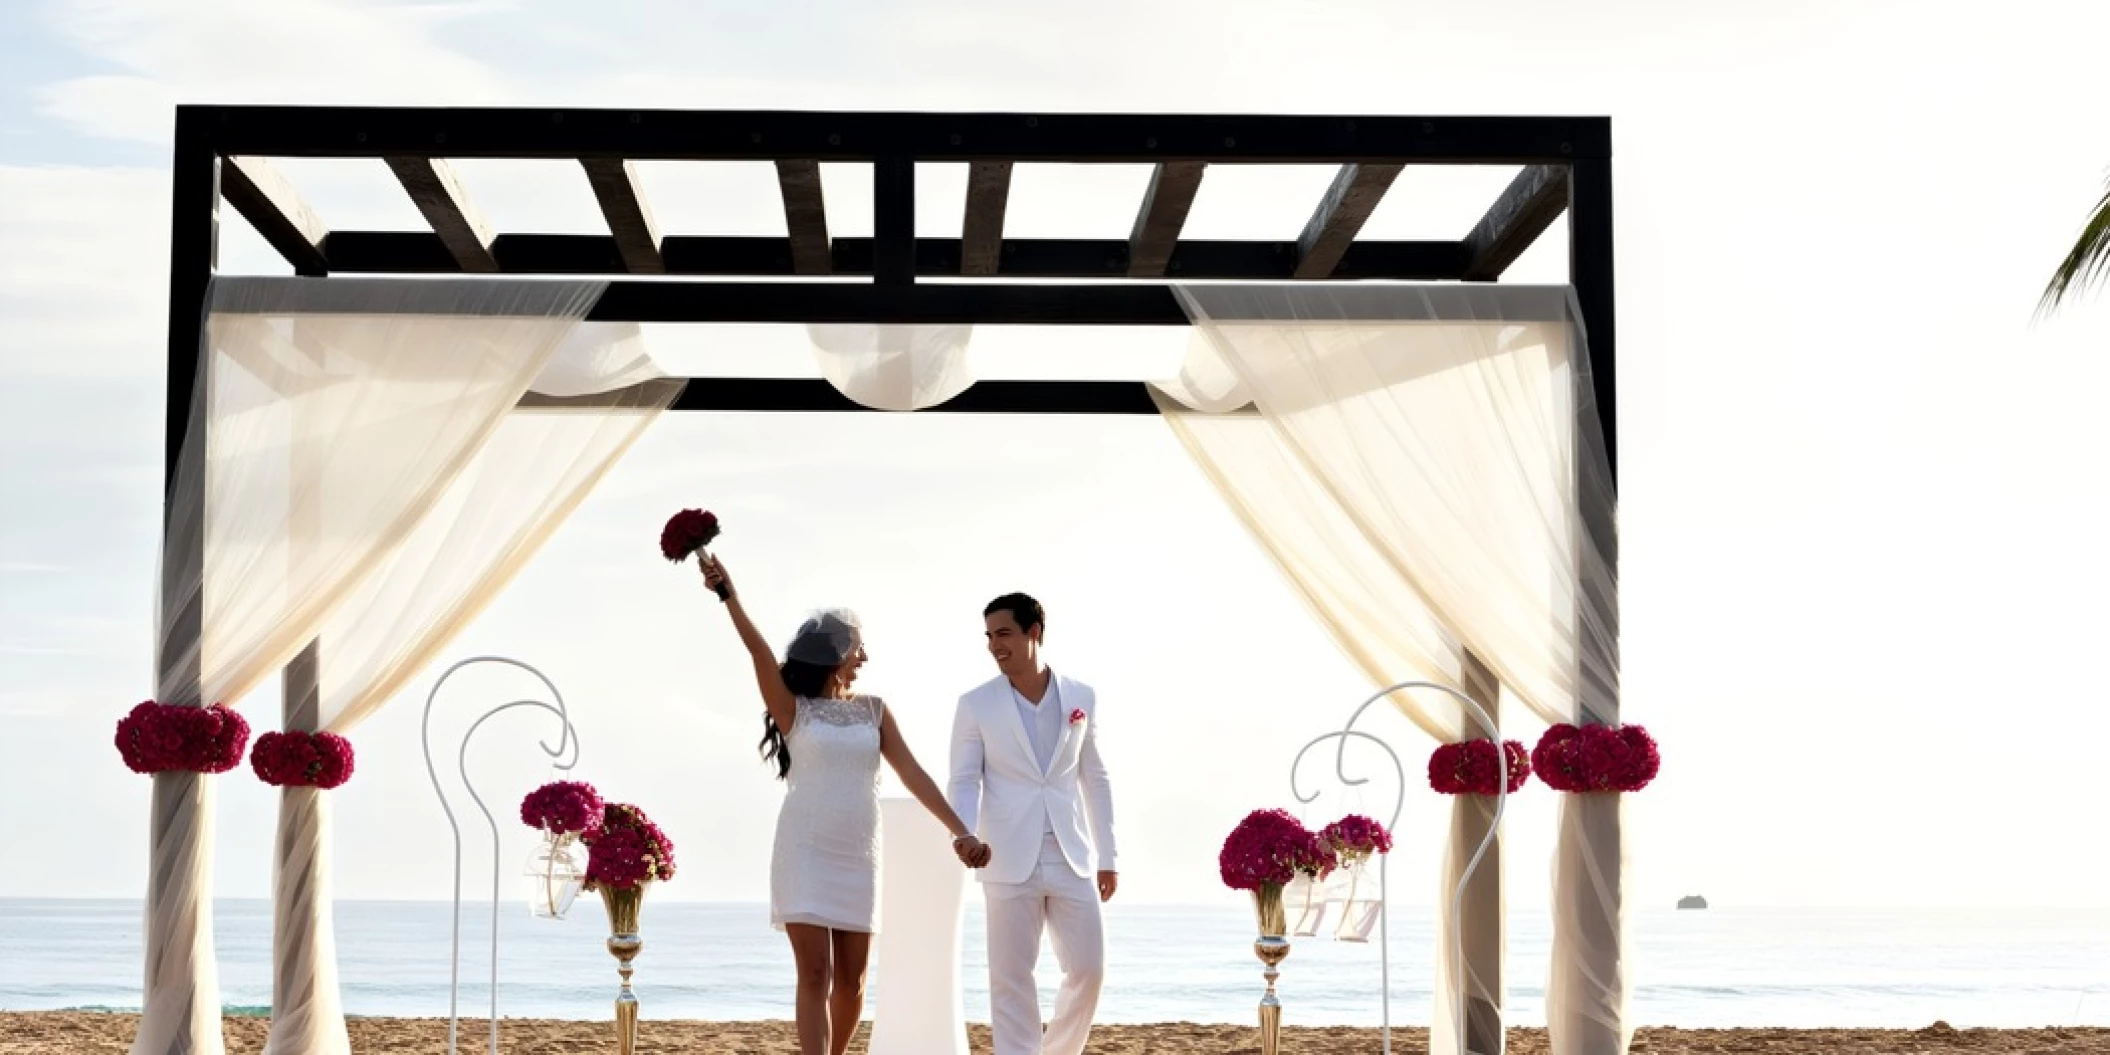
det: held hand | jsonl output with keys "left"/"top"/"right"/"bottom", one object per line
{"left": 954, "top": 835, "right": 991, "bottom": 869}
{"left": 699, "top": 555, "right": 735, "bottom": 602}
{"left": 1096, "top": 870, "right": 1118, "bottom": 902}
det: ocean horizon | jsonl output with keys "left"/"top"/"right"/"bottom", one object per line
{"left": 6, "top": 899, "right": 2109, "bottom": 1029}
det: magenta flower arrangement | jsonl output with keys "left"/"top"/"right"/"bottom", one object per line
{"left": 250, "top": 730, "right": 355, "bottom": 789}
{"left": 584, "top": 803, "right": 676, "bottom": 891}
{"left": 1318, "top": 814, "right": 1393, "bottom": 863}
{"left": 521, "top": 780, "right": 605, "bottom": 838}
{"left": 1531, "top": 723, "right": 1660, "bottom": 793}
{"left": 1218, "top": 808, "right": 1335, "bottom": 893}
{"left": 1428, "top": 739, "right": 1532, "bottom": 796}
{"left": 114, "top": 700, "right": 250, "bottom": 775}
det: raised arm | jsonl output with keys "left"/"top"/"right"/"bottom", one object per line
{"left": 700, "top": 557, "right": 796, "bottom": 736}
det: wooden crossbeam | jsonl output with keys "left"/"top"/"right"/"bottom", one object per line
{"left": 579, "top": 158, "right": 664, "bottom": 274}
{"left": 220, "top": 156, "right": 330, "bottom": 275}
{"left": 1128, "top": 162, "right": 1206, "bottom": 277}
{"left": 316, "top": 231, "right": 1470, "bottom": 280}
{"left": 1462, "top": 164, "right": 1571, "bottom": 281}
{"left": 197, "top": 107, "right": 1612, "bottom": 164}
{"left": 382, "top": 157, "right": 497, "bottom": 272}
{"left": 521, "top": 378, "right": 1169, "bottom": 415}
{"left": 1293, "top": 163, "right": 1404, "bottom": 279}
{"left": 961, "top": 161, "right": 1013, "bottom": 276}
{"left": 775, "top": 159, "right": 830, "bottom": 275}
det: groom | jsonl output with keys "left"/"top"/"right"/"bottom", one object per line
{"left": 948, "top": 592, "right": 1117, "bottom": 1055}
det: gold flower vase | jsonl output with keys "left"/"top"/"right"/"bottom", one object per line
{"left": 1252, "top": 883, "right": 1292, "bottom": 1055}
{"left": 601, "top": 882, "right": 649, "bottom": 1055}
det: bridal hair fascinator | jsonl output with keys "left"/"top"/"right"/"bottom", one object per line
{"left": 786, "top": 608, "right": 863, "bottom": 667}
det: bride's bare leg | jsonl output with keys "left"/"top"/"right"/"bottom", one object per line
{"left": 827, "top": 930, "right": 873, "bottom": 1055}
{"left": 787, "top": 924, "right": 834, "bottom": 1055}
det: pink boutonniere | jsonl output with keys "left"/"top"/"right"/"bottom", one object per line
{"left": 1068, "top": 708, "right": 1086, "bottom": 725}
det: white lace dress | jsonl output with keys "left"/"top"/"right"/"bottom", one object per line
{"left": 770, "top": 695, "right": 884, "bottom": 933}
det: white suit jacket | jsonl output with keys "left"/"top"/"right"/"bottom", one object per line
{"left": 947, "top": 672, "right": 1117, "bottom": 886}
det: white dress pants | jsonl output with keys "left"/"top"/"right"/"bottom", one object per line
{"left": 983, "top": 834, "right": 1105, "bottom": 1055}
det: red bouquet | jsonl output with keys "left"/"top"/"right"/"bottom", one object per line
{"left": 250, "top": 730, "right": 355, "bottom": 789}
{"left": 659, "top": 509, "right": 720, "bottom": 563}
{"left": 1531, "top": 723, "right": 1659, "bottom": 793}
{"left": 1318, "top": 813, "right": 1393, "bottom": 863}
{"left": 584, "top": 802, "right": 677, "bottom": 891}
{"left": 521, "top": 780, "right": 604, "bottom": 838}
{"left": 1428, "top": 739, "right": 1532, "bottom": 796}
{"left": 114, "top": 700, "right": 250, "bottom": 775}
{"left": 1218, "top": 808, "right": 1335, "bottom": 892}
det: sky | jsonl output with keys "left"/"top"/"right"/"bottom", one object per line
{"left": 4, "top": 0, "right": 2110, "bottom": 916}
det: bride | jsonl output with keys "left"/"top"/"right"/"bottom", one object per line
{"left": 700, "top": 556, "right": 988, "bottom": 1055}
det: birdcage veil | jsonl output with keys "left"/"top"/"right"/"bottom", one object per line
{"left": 785, "top": 608, "right": 862, "bottom": 667}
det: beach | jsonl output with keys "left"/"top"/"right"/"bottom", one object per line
{"left": 6, "top": 1015, "right": 2110, "bottom": 1054}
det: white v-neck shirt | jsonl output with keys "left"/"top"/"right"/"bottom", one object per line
{"left": 1010, "top": 674, "right": 1064, "bottom": 833}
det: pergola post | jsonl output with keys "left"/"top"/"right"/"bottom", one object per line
{"left": 1558, "top": 152, "right": 1625, "bottom": 1055}
{"left": 1456, "top": 649, "right": 1505, "bottom": 1055}
{"left": 137, "top": 111, "right": 222, "bottom": 1055}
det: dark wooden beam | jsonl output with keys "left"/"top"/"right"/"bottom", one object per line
{"left": 587, "top": 282, "right": 1190, "bottom": 325}
{"left": 1293, "top": 163, "right": 1403, "bottom": 279}
{"left": 961, "top": 161, "right": 1012, "bottom": 276}
{"left": 568, "top": 280, "right": 1584, "bottom": 326}
{"left": 1463, "top": 164, "right": 1571, "bottom": 281}
{"left": 194, "top": 106, "right": 1612, "bottom": 164}
{"left": 775, "top": 159, "right": 830, "bottom": 275}
{"left": 874, "top": 155, "right": 914, "bottom": 285}
{"left": 382, "top": 157, "right": 497, "bottom": 272}
{"left": 527, "top": 378, "right": 1164, "bottom": 415}
{"left": 219, "top": 155, "right": 329, "bottom": 276}
{"left": 1128, "top": 162, "right": 1206, "bottom": 277}
{"left": 317, "top": 231, "right": 1471, "bottom": 280}
{"left": 579, "top": 158, "right": 664, "bottom": 274}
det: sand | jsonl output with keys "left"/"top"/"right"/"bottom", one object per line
{"left": 6, "top": 1014, "right": 2110, "bottom": 1055}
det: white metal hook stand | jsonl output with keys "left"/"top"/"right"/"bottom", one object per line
{"left": 421, "top": 656, "right": 581, "bottom": 1055}
{"left": 1288, "top": 680, "right": 1506, "bottom": 1055}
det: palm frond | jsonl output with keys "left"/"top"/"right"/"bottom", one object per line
{"left": 2040, "top": 175, "right": 2110, "bottom": 316}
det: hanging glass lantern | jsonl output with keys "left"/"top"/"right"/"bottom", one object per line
{"left": 523, "top": 829, "right": 586, "bottom": 920}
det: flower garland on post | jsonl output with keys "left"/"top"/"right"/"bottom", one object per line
{"left": 1427, "top": 739, "right": 1532, "bottom": 796}
{"left": 114, "top": 701, "right": 251, "bottom": 774}
{"left": 249, "top": 731, "right": 356, "bottom": 789}
{"left": 1530, "top": 723, "right": 1660, "bottom": 793}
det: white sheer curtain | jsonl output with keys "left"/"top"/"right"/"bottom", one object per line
{"left": 807, "top": 324, "right": 975, "bottom": 410}
{"left": 142, "top": 278, "right": 608, "bottom": 1055}
{"left": 260, "top": 323, "right": 682, "bottom": 1055}
{"left": 1153, "top": 284, "right": 1624, "bottom": 1055}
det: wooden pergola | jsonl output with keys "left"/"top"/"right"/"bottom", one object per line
{"left": 155, "top": 105, "right": 1618, "bottom": 1055}
{"left": 167, "top": 106, "right": 1615, "bottom": 483}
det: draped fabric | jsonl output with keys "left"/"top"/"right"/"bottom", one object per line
{"left": 261, "top": 318, "right": 684, "bottom": 1055}
{"left": 807, "top": 323, "right": 975, "bottom": 410}
{"left": 137, "top": 274, "right": 1623, "bottom": 1055}
{"left": 1152, "top": 284, "right": 1624, "bottom": 1055}
{"left": 142, "top": 279, "right": 614, "bottom": 1055}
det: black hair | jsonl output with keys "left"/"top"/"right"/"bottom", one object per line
{"left": 983, "top": 592, "right": 1046, "bottom": 634}
{"left": 760, "top": 658, "right": 838, "bottom": 780}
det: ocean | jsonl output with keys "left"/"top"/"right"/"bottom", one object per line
{"left": 6, "top": 900, "right": 2108, "bottom": 1029}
